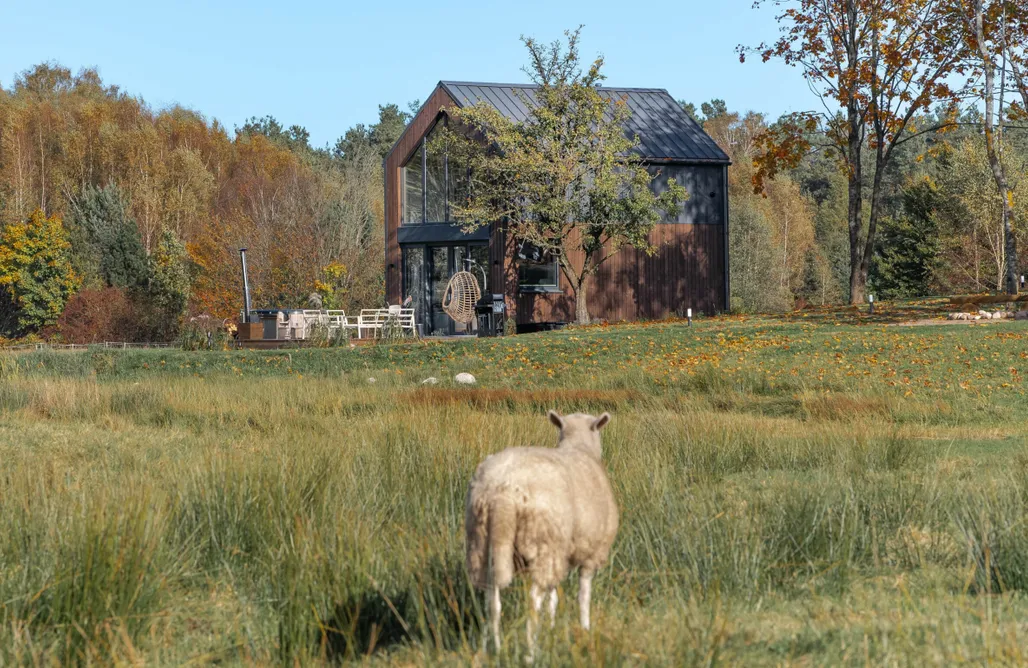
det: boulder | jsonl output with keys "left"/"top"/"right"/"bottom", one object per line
{"left": 455, "top": 372, "right": 477, "bottom": 385}
{"left": 422, "top": 377, "right": 439, "bottom": 385}
{"left": 1016, "top": 311, "right": 1028, "bottom": 321}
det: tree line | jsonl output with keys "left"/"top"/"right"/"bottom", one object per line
{"left": 0, "top": 63, "right": 411, "bottom": 342}
{"left": 689, "top": 100, "right": 1028, "bottom": 313}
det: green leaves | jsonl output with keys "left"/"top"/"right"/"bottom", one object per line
{"left": 444, "top": 28, "right": 688, "bottom": 323}
{"left": 0, "top": 209, "right": 80, "bottom": 337}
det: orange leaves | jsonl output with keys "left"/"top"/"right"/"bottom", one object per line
{"left": 750, "top": 114, "right": 817, "bottom": 194}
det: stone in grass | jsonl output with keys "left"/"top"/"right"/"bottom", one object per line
{"left": 367, "top": 377, "right": 376, "bottom": 383}
{"left": 454, "top": 372, "right": 476, "bottom": 385}
{"left": 422, "top": 377, "right": 439, "bottom": 385}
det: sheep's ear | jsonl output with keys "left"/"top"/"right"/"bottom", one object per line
{"left": 592, "top": 413, "right": 611, "bottom": 431}
{"left": 548, "top": 410, "right": 564, "bottom": 429}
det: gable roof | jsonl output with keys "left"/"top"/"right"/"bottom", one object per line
{"left": 438, "top": 81, "right": 730, "bottom": 164}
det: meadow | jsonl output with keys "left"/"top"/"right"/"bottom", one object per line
{"left": 2, "top": 306, "right": 1028, "bottom": 664}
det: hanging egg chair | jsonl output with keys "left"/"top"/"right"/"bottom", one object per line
{"left": 442, "top": 271, "right": 482, "bottom": 324}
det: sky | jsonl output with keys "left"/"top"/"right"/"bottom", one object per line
{"left": 0, "top": 0, "right": 814, "bottom": 148}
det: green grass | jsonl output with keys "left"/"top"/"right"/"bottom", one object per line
{"left": 1, "top": 311, "right": 1028, "bottom": 664}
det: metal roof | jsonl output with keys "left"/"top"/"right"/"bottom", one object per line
{"left": 439, "top": 81, "right": 730, "bottom": 164}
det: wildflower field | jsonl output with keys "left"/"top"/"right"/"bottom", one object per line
{"left": 2, "top": 307, "right": 1028, "bottom": 664}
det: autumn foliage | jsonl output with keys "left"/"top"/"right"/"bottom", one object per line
{"left": 0, "top": 64, "right": 393, "bottom": 340}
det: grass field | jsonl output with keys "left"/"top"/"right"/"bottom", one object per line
{"left": 2, "top": 306, "right": 1028, "bottom": 664}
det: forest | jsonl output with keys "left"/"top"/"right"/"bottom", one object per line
{"left": 0, "top": 2, "right": 1026, "bottom": 342}
{"left": 0, "top": 63, "right": 406, "bottom": 342}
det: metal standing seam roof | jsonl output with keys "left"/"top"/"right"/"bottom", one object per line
{"left": 439, "top": 81, "right": 730, "bottom": 164}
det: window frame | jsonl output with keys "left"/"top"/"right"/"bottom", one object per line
{"left": 517, "top": 243, "right": 561, "bottom": 293}
{"left": 402, "top": 115, "right": 463, "bottom": 226}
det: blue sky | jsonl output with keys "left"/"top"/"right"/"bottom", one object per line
{"left": 1, "top": 0, "right": 812, "bottom": 148}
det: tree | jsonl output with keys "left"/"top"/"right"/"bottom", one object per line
{"left": 236, "top": 115, "right": 312, "bottom": 153}
{"left": 742, "top": 0, "right": 964, "bottom": 303}
{"left": 0, "top": 209, "right": 80, "bottom": 336}
{"left": 705, "top": 108, "right": 816, "bottom": 311}
{"left": 68, "top": 184, "right": 148, "bottom": 289}
{"left": 447, "top": 27, "right": 686, "bottom": 324}
{"left": 935, "top": 137, "right": 1028, "bottom": 291}
{"left": 144, "top": 228, "right": 191, "bottom": 340}
{"left": 953, "top": 0, "right": 1025, "bottom": 294}
{"left": 871, "top": 177, "right": 942, "bottom": 298}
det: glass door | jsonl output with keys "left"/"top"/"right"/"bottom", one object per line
{"left": 429, "top": 246, "right": 451, "bottom": 335}
{"left": 408, "top": 243, "right": 490, "bottom": 336}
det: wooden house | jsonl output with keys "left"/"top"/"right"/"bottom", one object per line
{"left": 384, "top": 81, "right": 731, "bottom": 335}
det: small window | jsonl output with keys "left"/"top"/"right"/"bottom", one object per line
{"left": 517, "top": 242, "right": 559, "bottom": 291}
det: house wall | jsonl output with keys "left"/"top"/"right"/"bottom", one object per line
{"left": 509, "top": 221, "right": 725, "bottom": 325}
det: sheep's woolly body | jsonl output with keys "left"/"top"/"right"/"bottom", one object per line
{"left": 464, "top": 412, "right": 619, "bottom": 657}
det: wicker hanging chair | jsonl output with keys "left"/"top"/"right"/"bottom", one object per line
{"left": 442, "top": 271, "right": 482, "bottom": 324}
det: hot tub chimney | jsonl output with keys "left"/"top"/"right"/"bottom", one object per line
{"left": 239, "top": 248, "right": 253, "bottom": 322}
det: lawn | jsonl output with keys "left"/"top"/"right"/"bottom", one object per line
{"left": 2, "top": 306, "right": 1028, "bottom": 664}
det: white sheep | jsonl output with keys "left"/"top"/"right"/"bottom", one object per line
{"left": 464, "top": 410, "right": 619, "bottom": 661}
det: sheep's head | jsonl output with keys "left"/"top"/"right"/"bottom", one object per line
{"left": 548, "top": 410, "right": 611, "bottom": 460}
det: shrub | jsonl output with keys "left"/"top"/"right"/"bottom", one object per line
{"left": 56, "top": 287, "right": 138, "bottom": 344}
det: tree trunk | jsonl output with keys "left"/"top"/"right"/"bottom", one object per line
{"left": 844, "top": 0, "right": 865, "bottom": 305}
{"left": 975, "top": 0, "right": 1019, "bottom": 294}
{"left": 846, "top": 105, "right": 865, "bottom": 305}
{"left": 859, "top": 147, "right": 887, "bottom": 301}
{"left": 574, "top": 278, "right": 590, "bottom": 325}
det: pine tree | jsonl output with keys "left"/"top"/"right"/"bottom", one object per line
{"left": 68, "top": 184, "right": 148, "bottom": 289}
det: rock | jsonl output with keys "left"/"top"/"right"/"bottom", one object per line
{"left": 367, "top": 377, "right": 376, "bottom": 383}
{"left": 974, "top": 315, "right": 982, "bottom": 320}
{"left": 422, "top": 377, "right": 439, "bottom": 385}
{"left": 1016, "top": 311, "right": 1028, "bottom": 321}
{"left": 454, "top": 372, "right": 476, "bottom": 385}
{"left": 979, "top": 310, "right": 992, "bottom": 318}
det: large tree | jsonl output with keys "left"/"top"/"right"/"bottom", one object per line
{"left": 953, "top": 0, "right": 1028, "bottom": 294}
{"left": 742, "top": 0, "right": 964, "bottom": 303}
{"left": 447, "top": 28, "right": 686, "bottom": 325}
{"left": 68, "top": 183, "right": 148, "bottom": 289}
{"left": 0, "top": 209, "right": 80, "bottom": 336}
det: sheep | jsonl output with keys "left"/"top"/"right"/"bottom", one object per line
{"left": 464, "top": 409, "right": 619, "bottom": 661}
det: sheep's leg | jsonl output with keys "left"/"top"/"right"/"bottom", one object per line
{"left": 487, "top": 585, "right": 502, "bottom": 653}
{"left": 526, "top": 583, "right": 545, "bottom": 664}
{"left": 578, "top": 569, "right": 594, "bottom": 631}
{"left": 547, "top": 588, "right": 558, "bottom": 628}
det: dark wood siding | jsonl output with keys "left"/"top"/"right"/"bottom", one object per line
{"left": 513, "top": 223, "right": 725, "bottom": 325}
{"left": 385, "top": 86, "right": 458, "bottom": 303}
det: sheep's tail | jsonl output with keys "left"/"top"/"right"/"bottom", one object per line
{"left": 466, "top": 490, "right": 517, "bottom": 590}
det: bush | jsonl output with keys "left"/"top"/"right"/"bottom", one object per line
{"left": 56, "top": 287, "right": 139, "bottom": 343}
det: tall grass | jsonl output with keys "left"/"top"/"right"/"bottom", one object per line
{"left": 1, "top": 328, "right": 1027, "bottom": 662}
